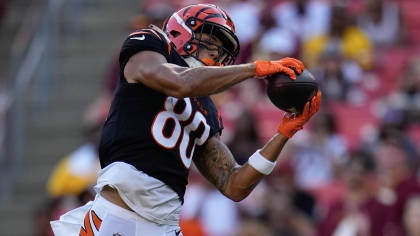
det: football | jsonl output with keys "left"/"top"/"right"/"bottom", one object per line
{"left": 266, "top": 69, "right": 319, "bottom": 114}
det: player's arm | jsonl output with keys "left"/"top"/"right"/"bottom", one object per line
{"left": 193, "top": 132, "right": 288, "bottom": 202}
{"left": 123, "top": 51, "right": 304, "bottom": 98}
{"left": 193, "top": 92, "right": 322, "bottom": 202}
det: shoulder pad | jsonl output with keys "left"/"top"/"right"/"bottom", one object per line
{"left": 128, "top": 29, "right": 172, "bottom": 53}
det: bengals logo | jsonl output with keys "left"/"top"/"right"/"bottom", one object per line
{"left": 79, "top": 210, "right": 102, "bottom": 236}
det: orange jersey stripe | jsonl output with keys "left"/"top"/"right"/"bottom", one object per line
{"left": 91, "top": 210, "right": 102, "bottom": 231}
{"left": 79, "top": 210, "right": 94, "bottom": 236}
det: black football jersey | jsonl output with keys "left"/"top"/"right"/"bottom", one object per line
{"left": 98, "top": 29, "right": 223, "bottom": 202}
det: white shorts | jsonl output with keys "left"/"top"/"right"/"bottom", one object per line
{"left": 51, "top": 195, "right": 182, "bottom": 236}
{"left": 94, "top": 162, "right": 181, "bottom": 225}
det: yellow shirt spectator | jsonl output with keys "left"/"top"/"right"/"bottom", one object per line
{"left": 303, "top": 26, "right": 373, "bottom": 69}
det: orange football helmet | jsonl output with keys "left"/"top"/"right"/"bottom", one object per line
{"left": 164, "top": 4, "right": 240, "bottom": 66}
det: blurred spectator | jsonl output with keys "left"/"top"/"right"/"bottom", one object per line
{"left": 252, "top": 27, "right": 298, "bottom": 61}
{"left": 34, "top": 201, "right": 54, "bottom": 236}
{"left": 288, "top": 112, "right": 348, "bottom": 192}
{"left": 227, "top": 110, "right": 262, "bottom": 165}
{"left": 317, "top": 151, "right": 391, "bottom": 236}
{"left": 264, "top": 161, "right": 317, "bottom": 236}
{"left": 46, "top": 98, "right": 106, "bottom": 199}
{"left": 46, "top": 141, "right": 99, "bottom": 199}
{"left": 235, "top": 181, "right": 268, "bottom": 221}
{"left": 34, "top": 197, "right": 80, "bottom": 236}
{"left": 403, "top": 195, "right": 420, "bottom": 236}
{"left": 235, "top": 219, "right": 272, "bottom": 236}
{"left": 312, "top": 47, "right": 364, "bottom": 104}
{"left": 211, "top": 90, "right": 242, "bottom": 143}
{"left": 180, "top": 170, "right": 208, "bottom": 236}
{"left": 200, "top": 190, "right": 239, "bottom": 236}
{"left": 250, "top": 0, "right": 300, "bottom": 63}
{"left": 227, "top": 0, "right": 262, "bottom": 46}
{"left": 303, "top": 2, "right": 373, "bottom": 69}
{"left": 380, "top": 123, "right": 419, "bottom": 164}
{"left": 357, "top": 0, "right": 401, "bottom": 48}
{"left": 394, "top": 55, "right": 420, "bottom": 124}
{"left": 373, "top": 54, "right": 420, "bottom": 151}
{"left": 228, "top": 0, "right": 263, "bottom": 64}
{"left": 374, "top": 143, "right": 420, "bottom": 235}
{"left": 272, "top": 0, "right": 331, "bottom": 42}
{"left": 182, "top": 170, "right": 239, "bottom": 236}
{"left": 397, "top": 0, "right": 420, "bottom": 45}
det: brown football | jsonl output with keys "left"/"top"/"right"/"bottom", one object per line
{"left": 266, "top": 69, "right": 319, "bottom": 114}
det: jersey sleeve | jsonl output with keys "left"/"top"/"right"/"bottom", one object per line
{"left": 208, "top": 106, "right": 223, "bottom": 138}
{"left": 197, "top": 97, "right": 224, "bottom": 138}
{"left": 119, "top": 30, "right": 170, "bottom": 71}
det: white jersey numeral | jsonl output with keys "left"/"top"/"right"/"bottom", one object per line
{"left": 151, "top": 111, "right": 181, "bottom": 148}
{"left": 179, "top": 111, "right": 210, "bottom": 168}
{"left": 151, "top": 97, "right": 210, "bottom": 168}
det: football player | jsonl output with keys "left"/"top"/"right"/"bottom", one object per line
{"left": 51, "top": 3, "right": 321, "bottom": 236}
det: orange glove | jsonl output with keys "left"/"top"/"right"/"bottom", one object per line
{"left": 255, "top": 57, "right": 305, "bottom": 80}
{"left": 277, "top": 91, "right": 322, "bottom": 138}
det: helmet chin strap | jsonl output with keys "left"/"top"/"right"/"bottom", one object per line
{"left": 184, "top": 57, "right": 221, "bottom": 67}
{"left": 184, "top": 57, "right": 204, "bottom": 68}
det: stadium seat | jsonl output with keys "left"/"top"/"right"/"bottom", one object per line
{"left": 377, "top": 48, "right": 413, "bottom": 95}
{"left": 253, "top": 101, "right": 284, "bottom": 143}
{"left": 328, "top": 101, "right": 379, "bottom": 150}
{"left": 407, "top": 124, "right": 420, "bottom": 150}
{"left": 399, "top": 0, "right": 420, "bottom": 42}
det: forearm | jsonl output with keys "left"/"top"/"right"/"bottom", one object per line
{"left": 259, "top": 132, "right": 289, "bottom": 161}
{"left": 125, "top": 51, "right": 257, "bottom": 98}
{"left": 166, "top": 63, "right": 256, "bottom": 97}
{"left": 224, "top": 133, "right": 289, "bottom": 201}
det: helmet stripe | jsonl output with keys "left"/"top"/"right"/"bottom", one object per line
{"left": 183, "top": 5, "right": 193, "bottom": 16}
{"left": 173, "top": 13, "right": 193, "bottom": 34}
{"left": 204, "top": 14, "right": 226, "bottom": 20}
{"left": 220, "top": 9, "right": 229, "bottom": 20}
{"left": 194, "top": 7, "right": 212, "bottom": 17}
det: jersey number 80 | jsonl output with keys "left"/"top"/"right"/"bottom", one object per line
{"left": 151, "top": 97, "right": 210, "bottom": 168}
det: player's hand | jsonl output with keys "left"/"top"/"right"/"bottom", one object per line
{"left": 254, "top": 57, "right": 305, "bottom": 80}
{"left": 277, "top": 91, "right": 322, "bottom": 138}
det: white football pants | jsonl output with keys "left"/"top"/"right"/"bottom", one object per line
{"left": 51, "top": 194, "right": 182, "bottom": 236}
